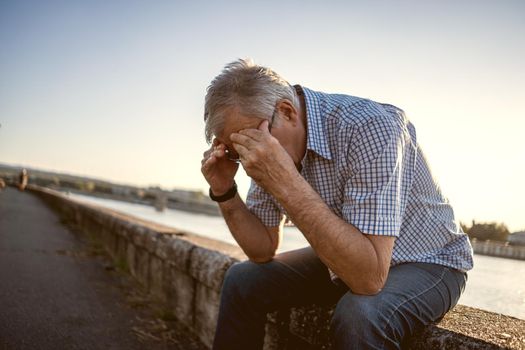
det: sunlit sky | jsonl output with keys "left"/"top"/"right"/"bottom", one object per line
{"left": 1, "top": 1, "right": 524, "bottom": 231}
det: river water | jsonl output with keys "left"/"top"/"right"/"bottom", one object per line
{"left": 64, "top": 192, "right": 525, "bottom": 320}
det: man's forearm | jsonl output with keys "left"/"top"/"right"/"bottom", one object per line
{"left": 219, "top": 194, "right": 281, "bottom": 262}
{"left": 271, "top": 173, "right": 388, "bottom": 294}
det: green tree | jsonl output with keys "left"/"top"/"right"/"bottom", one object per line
{"left": 464, "top": 220, "right": 510, "bottom": 242}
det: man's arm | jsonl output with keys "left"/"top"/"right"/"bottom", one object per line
{"left": 202, "top": 140, "right": 282, "bottom": 262}
{"left": 272, "top": 173, "right": 394, "bottom": 295}
{"left": 231, "top": 120, "right": 396, "bottom": 295}
{"left": 217, "top": 192, "right": 282, "bottom": 263}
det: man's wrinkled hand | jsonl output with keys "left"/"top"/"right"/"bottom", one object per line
{"left": 201, "top": 139, "right": 239, "bottom": 196}
{"left": 230, "top": 120, "right": 297, "bottom": 193}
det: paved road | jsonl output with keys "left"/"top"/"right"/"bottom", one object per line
{"left": 0, "top": 187, "right": 205, "bottom": 350}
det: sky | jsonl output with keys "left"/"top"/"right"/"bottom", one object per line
{"left": 1, "top": 0, "right": 524, "bottom": 231}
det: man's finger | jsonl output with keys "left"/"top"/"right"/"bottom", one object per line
{"left": 232, "top": 142, "right": 249, "bottom": 161}
{"left": 258, "top": 119, "right": 270, "bottom": 133}
{"left": 230, "top": 133, "right": 256, "bottom": 148}
{"left": 238, "top": 128, "right": 264, "bottom": 141}
{"left": 213, "top": 148, "right": 225, "bottom": 160}
{"left": 201, "top": 154, "right": 217, "bottom": 171}
{"left": 203, "top": 145, "right": 215, "bottom": 158}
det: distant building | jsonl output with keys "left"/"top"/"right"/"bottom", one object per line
{"left": 169, "top": 189, "right": 207, "bottom": 203}
{"left": 508, "top": 231, "right": 525, "bottom": 246}
{"left": 112, "top": 185, "right": 133, "bottom": 197}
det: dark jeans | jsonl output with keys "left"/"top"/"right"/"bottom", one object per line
{"left": 212, "top": 246, "right": 466, "bottom": 350}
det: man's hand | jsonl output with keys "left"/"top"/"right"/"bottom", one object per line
{"left": 201, "top": 139, "right": 239, "bottom": 195}
{"left": 230, "top": 120, "right": 298, "bottom": 195}
{"left": 201, "top": 128, "right": 283, "bottom": 263}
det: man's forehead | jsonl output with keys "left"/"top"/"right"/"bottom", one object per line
{"left": 215, "top": 113, "right": 260, "bottom": 141}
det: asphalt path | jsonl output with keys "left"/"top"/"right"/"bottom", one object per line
{"left": 0, "top": 186, "right": 205, "bottom": 350}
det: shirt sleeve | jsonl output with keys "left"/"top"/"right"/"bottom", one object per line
{"left": 342, "top": 111, "right": 415, "bottom": 236}
{"left": 245, "top": 179, "right": 284, "bottom": 227}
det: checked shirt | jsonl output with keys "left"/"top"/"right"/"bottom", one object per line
{"left": 246, "top": 86, "right": 474, "bottom": 276}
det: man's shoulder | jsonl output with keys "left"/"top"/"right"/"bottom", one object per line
{"left": 302, "top": 87, "right": 404, "bottom": 128}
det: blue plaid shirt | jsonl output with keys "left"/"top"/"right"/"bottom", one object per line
{"left": 246, "top": 86, "right": 473, "bottom": 274}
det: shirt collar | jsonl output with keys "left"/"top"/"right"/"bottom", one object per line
{"left": 295, "top": 85, "right": 332, "bottom": 160}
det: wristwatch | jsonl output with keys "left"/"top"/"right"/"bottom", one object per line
{"left": 209, "top": 181, "right": 237, "bottom": 202}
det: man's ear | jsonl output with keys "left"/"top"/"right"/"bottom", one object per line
{"left": 276, "top": 100, "right": 298, "bottom": 122}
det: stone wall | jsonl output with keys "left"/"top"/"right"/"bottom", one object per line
{"left": 29, "top": 186, "right": 525, "bottom": 349}
{"left": 30, "top": 185, "right": 242, "bottom": 347}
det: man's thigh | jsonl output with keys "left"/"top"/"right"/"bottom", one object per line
{"left": 331, "top": 263, "right": 466, "bottom": 349}
{"left": 223, "top": 246, "right": 347, "bottom": 309}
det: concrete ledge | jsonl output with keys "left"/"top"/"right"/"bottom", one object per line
{"left": 263, "top": 304, "right": 525, "bottom": 349}
{"left": 28, "top": 185, "right": 525, "bottom": 349}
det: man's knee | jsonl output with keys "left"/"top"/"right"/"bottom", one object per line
{"left": 221, "top": 261, "right": 267, "bottom": 302}
{"left": 331, "top": 293, "right": 382, "bottom": 330}
{"left": 330, "top": 293, "right": 388, "bottom": 348}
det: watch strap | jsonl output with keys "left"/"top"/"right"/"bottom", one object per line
{"left": 209, "top": 181, "right": 237, "bottom": 202}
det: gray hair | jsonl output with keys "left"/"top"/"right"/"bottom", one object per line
{"left": 204, "top": 58, "right": 299, "bottom": 143}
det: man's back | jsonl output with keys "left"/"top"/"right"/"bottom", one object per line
{"left": 247, "top": 86, "right": 473, "bottom": 272}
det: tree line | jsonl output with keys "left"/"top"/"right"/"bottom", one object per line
{"left": 461, "top": 221, "right": 510, "bottom": 242}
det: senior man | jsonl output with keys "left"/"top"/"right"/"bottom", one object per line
{"left": 201, "top": 59, "right": 473, "bottom": 350}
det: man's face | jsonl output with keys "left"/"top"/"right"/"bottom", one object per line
{"left": 212, "top": 99, "right": 306, "bottom": 169}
